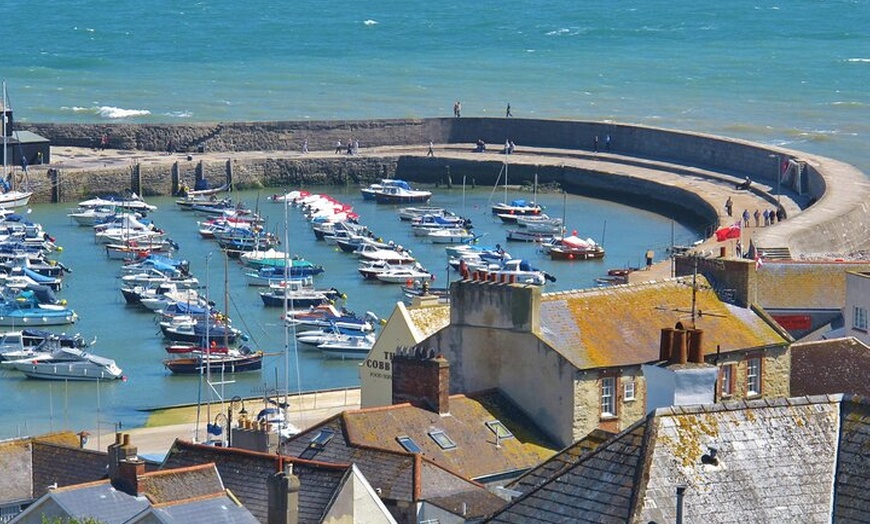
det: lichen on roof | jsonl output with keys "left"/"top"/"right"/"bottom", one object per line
{"left": 406, "top": 303, "right": 450, "bottom": 338}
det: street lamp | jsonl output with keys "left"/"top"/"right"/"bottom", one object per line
{"left": 228, "top": 395, "right": 247, "bottom": 447}
{"left": 769, "top": 153, "right": 781, "bottom": 207}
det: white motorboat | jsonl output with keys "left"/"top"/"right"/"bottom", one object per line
{"left": 2, "top": 346, "right": 123, "bottom": 381}
{"left": 355, "top": 243, "right": 416, "bottom": 265}
{"left": 317, "top": 333, "right": 376, "bottom": 360}
{"left": 397, "top": 206, "right": 449, "bottom": 221}
{"left": 375, "top": 267, "right": 433, "bottom": 284}
{"left": 425, "top": 228, "right": 476, "bottom": 244}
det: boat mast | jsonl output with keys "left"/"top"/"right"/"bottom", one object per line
{"left": 2, "top": 80, "right": 7, "bottom": 184}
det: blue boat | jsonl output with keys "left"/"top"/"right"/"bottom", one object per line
{"left": 0, "top": 291, "right": 78, "bottom": 327}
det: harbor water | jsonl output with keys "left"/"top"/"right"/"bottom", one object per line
{"left": 0, "top": 0, "right": 867, "bottom": 438}
{"left": 1, "top": 186, "right": 699, "bottom": 438}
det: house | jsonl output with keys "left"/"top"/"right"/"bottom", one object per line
{"left": 790, "top": 336, "right": 870, "bottom": 397}
{"left": 415, "top": 277, "right": 790, "bottom": 447}
{"left": 843, "top": 270, "right": 870, "bottom": 344}
{"left": 360, "top": 296, "right": 449, "bottom": 408}
{"left": 11, "top": 434, "right": 259, "bottom": 524}
{"left": 281, "top": 348, "right": 557, "bottom": 523}
{"left": 0, "top": 431, "right": 112, "bottom": 523}
{"left": 162, "top": 438, "right": 397, "bottom": 524}
{"left": 484, "top": 394, "right": 870, "bottom": 523}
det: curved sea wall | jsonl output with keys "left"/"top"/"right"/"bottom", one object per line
{"left": 21, "top": 118, "right": 870, "bottom": 254}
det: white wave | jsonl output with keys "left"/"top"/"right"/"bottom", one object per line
{"left": 363, "top": 19, "right": 378, "bottom": 26}
{"left": 546, "top": 28, "right": 571, "bottom": 36}
{"left": 166, "top": 110, "right": 193, "bottom": 118}
{"left": 845, "top": 58, "right": 870, "bottom": 63}
{"left": 98, "top": 106, "right": 151, "bottom": 119}
{"left": 62, "top": 106, "right": 97, "bottom": 114}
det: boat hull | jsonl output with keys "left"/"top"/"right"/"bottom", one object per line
{"left": 164, "top": 355, "right": 262, "bottom": 374}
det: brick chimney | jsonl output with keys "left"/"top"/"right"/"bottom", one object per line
{"left": 392, "top": 346, "right": 450, "bottom": 415}
{"left": 116, "top": 458, "right": 146, "bottom": 496}
{"left": 267, "top": 462, "right": 300, "bottom": 524}
{"left": 108, "top": 433, "right": 138, "bottom": 482}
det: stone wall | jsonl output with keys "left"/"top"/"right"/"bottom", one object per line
{"left": 21, "top": 117, "right": 870, "bottom": 254}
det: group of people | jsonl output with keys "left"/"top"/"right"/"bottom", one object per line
{"left": 334, "top": 139, "right": 360, "bottom": 156}
{"left": 502, "top": 139, "right": 516, "bottom": 154}
{"left": 729, "top": 198, "right": 785, "bottom": 226}
{"left": 451, "top": 101, "right": 514, "bottom": 118}
{"left": 592, "top": 134, "right": 611, "bottom": 153}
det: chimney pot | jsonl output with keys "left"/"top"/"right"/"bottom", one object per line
{"left": 660, "top": 328, "right": 675, "bottom": 361}
{"left": 688, "top": 329, "right": 705, "bottom": 363}
{"left": 670, "top": 329, "right": 688, "bottom": 365}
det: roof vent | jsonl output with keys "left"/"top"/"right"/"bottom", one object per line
{"left": 701, "top": 447, "right": 719, "bottom": 466}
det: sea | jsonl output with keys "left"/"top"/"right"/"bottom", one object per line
{"left": 0, "top": 0, "right": 867, "bottom": 439}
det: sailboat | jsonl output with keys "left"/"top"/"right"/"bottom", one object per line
{"left": 491, "top": 158, "right": 542, "bottom": 217}
{"left": 0, "top": 81, "right": 33, "bottom": 209}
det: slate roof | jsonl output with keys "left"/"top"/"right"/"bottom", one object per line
{"left": 31, "top": 440, "right": 109, "bottom": 498}
{"left": 282, "top": 389, "right": 557, "bottom": 492}
{"left": 0, "top": 431, "right": 104, "bottom": 504}
{"left": 485, "top": 395, "right": 870, "bottom": 524}
{"left": 790, "top": 336, "right": 870, "bottom": 397}
{"left": 145, "top": 493, "right": 260, "bottom": 524}
{"left": 505, "top": 429, "right": 613, "bottom": 495}
{"left": 48, "top": 481, "right": 151, "bottom": 524}
{"left": 162, "top": 440, "right": 349, "bottom": 524}
{"left": 538, "top": 276, "right": 788, "bottom": 369}
{"left": 139, "top": 463, "right": 225, "bottom": 504}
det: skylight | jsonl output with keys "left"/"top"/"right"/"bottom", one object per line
{"left": 486, "top": 420, "right": 514, "bottom": 440}
{"left": 428, "top": 430, "right": 457, "bottom": 450}
{"left": 309, "top": 428, "right": 335, "bottom": 449}
{"left": 397, "top": 435, "right": 422, "bottom": 453}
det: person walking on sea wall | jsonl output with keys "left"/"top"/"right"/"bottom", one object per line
{"left": 725, "top": 196, "right": 733, "bottom": 217}
{"left": 505, "top": 103, "right": 512, "bottom": 117}
{"left": 334, "top": 140, "right": 342, "bottom": 154}
{"left": 427, "top": 140, "right": 435, "bottom": 157}
{"left": 453, "top": 101, "right": 461, "bottom": 118}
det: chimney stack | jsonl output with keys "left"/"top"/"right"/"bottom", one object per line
{"left": 669, "top": 329, "right": 688, "bottom": 365}
{"left": 108, "top": 433, "right": 138, "bottom": 481}
{"left": 659, "top": 328, "right": 675, "bottom": 361}
{"left": 687, "top": 329, "right": 705, "bottom": 364}
{"left": 116, "top": 458, "right": 145, "bottom": 496}
{"left": 392, "top": 346, "right": 450, "bottom": 414}
{"left": 267, "top": 462, "right": 300, "bottom": 524}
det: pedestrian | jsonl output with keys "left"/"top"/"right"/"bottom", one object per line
{"left": 725, "top": 196, "right": 733, "bottom": 217}
{"left": 736, "top": 240, "right": 742, "bottom": 258}
{"left": 776, "top": 208, "right": 784, "bottom": 222}
{"left": 346, "top": 141, "right": 353, "bottom": 155}
{"left": 504, "top": 139, "right": 511, "bottom": 154}
{"left": 334, "top": 140, "right": 342, "bottom": 154}
{"left": 427, "top": 140, "right": 434, "bottom": 157}
{"left": 605, "top": 134, "right": 611, "bottom": 151}
{"left": 508, "top": 140, "right": 515, "bottom": 154}
{"left": 753, "top": 209, "right": 761, "bottom": 227}
{"left": 302, "top": 139, "right": 309, "bottom": 154}
{"left": 353, "top": 140, "right": 359, "bottom": 155}
{"left": 770, "top": 208, "right": 777, "bottom": 224}
{"left": 593, "top": 135, "right": 599, "bottom": 152}
{"left": 645, "top": 249, "right": 654, "bottom": 268}
{"left": 505, "top": 103, "right": 512, "bottom": 117}
{"left": 453, "top": 101, "right": 461, "bottom": 118}
{"left": 100, "top": 133, "right": 109, "bottom": 150}
{"left": 763, "top": 209, "right": 770, "bottom": 226}
{"left": 742, "top": 209, "right": 750, "bottom": 228}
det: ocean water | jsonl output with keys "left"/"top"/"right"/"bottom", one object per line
{"left": 0, "top": 0, "right": 867, "bottom": 439}
{"left": 2, "top": 0, "right": 868, "bottom": 171}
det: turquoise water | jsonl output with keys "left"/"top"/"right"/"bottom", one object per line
{"left": 1, "top": 188, "right": 697, "bottom": 438}
{"left": 2, "top": 0, "right": 868, "bottom": 171}
{"left": 0, "top": 0, "right": 867, "bottom": 438}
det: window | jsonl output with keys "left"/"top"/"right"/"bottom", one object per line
{"left": 746, "top": 357, "right": 762, "bottom": 397}
{"left": 428, "top": 430, "right": 457, "bottom": 450}
{"left": 309, "top": 428, "right": 335, "bottom": 449}
{"left": 485, "top": 420, "right": 514, "bottom": 440}
{"left": 720, "top": 364, "right": 735, "bottom": 397}
{"left": 854, "top": 306, "right": 868, "bottom": 331}
{"left": 601, "top": 377, "right": 616, "bottom": 417}
{"left": 397, "top": 435, "right": 422, "bottom": 453}
{"left": 623, "top": 381, "right": 636, "bottom": 401}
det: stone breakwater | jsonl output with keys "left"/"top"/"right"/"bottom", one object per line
{"left": 19, "top": 117, "right": 870, "bottom": 256}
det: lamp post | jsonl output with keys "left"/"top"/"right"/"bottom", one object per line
{"left": 228, "top": 395, "right": 247, "bottom": 447}
{"left": 769, "top": 153, "right": 781, "bottom": 207}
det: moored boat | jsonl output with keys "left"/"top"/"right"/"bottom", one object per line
{"left": 2, "top": 345, "right": 123, "bottom": 381}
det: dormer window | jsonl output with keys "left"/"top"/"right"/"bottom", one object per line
{"left": 485, "top": 420, "right": 514, "bottom": 440}
{"left": 397, "top": 435, "right": 422, "bottom": 453}
{"left": 428, "top": 430, "right": 457, "bottom": 450}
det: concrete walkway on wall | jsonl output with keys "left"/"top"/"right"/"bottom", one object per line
{"left": 42, "top": 139, "right": 857, "bottom": 266}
